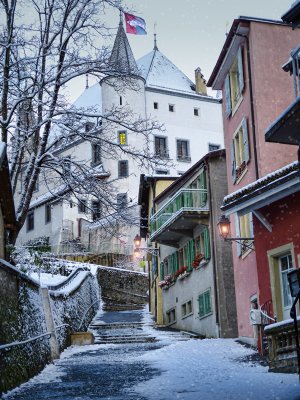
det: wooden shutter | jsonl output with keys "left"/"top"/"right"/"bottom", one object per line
{"left": 160, "top": 262, "right": 165, "bottom": 280}
{"left": 224, "top": 74, "right": 232, "bottom": 118}
{"left": 203, "top": 227, "right": 211, "bottom": 260}
{"left": 242, "top": 118, "right": 250, "bottom": 163}
{"left": 199, "top": 170, "right": 207, "bottom": 207}
{"left": 230, "top": 141, "right": 236, "bottom": 183}
{"left": 237, "top": 46, "right": 244, "bottom": 94}
{"left": 234, "top": 214, "right": 242, "bottom": 256}
{"left": 204, "top": 290, "right": 212, "bottom": 314}
{"left": 198, "top": 295, "right": 205, "bottom": 317}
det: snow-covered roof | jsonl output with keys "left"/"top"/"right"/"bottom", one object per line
{"left": 72, "top": 82, "right": 102, "bottom": 112}
{"left": 137, "top": 49, "right": 197, "bottom": 95}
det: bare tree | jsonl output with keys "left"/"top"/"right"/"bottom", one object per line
{"left": 0, "top": 0, "right": 168, "bottom": 243}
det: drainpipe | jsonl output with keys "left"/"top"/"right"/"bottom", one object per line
{"left": 235, "top": 31, "right": 259, "bottom": 180}
{"left": 205, "top": 160, "right": 220, "bottom": 337}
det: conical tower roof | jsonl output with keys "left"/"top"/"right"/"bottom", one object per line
{"left": 108, "top": 20, "right": 138, "bottom": 75}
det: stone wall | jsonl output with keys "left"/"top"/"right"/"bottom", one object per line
{"left": 0, "top": 260, "right": 99, "bottom": 395}
{"left": 97, "top": 266, "right": 148, "bottom": 308}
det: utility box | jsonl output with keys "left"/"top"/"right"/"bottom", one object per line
{"left": 250, "top": 309, "right": 262, "bottom": 325}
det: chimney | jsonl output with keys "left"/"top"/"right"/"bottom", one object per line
{"left": 195, "top": 67, "right": 207, "bottom": 95}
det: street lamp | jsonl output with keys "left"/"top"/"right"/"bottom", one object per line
{"left": 217, "top": 215, "right": 254, "bottom": 250}
{"left": 133, "top": 234, "right": 159, "bottom": 257}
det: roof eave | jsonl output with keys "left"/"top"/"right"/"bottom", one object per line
{"left": 282, "top": 1, "right": 300, "bottom": 25}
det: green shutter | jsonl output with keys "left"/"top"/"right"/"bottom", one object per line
{"left": 203, "top": 227, "right": 211, "bottom": 260}
{"left": 160, "top": 262, "right": 165, "bottom": 280}
{"left": 199, "top": 171, "right": 207, "bottom": 207}
{"left": 198, "top": 290, "right": 212, "bottom": 318}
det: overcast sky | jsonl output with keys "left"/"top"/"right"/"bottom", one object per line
{"left": 68, "top": 0, "right": 294, "bottom": 101}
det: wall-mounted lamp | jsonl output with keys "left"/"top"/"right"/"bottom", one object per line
{"left": 217, "top": 215, "right": 254, "bottom": 251}
{"left": 134, "top": 234, "right": 159, "bottom": 256}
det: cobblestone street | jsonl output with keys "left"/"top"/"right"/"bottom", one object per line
{"left": 3, "top": 308, "right": 300, "bottom": 400}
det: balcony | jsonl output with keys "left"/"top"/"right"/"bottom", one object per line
{"left": 150, "top": 188, "right": 209, "bottom": 246}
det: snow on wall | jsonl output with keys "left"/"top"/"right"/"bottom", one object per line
{"left": 0, "top": 260, "right": 99, "bottom": 395}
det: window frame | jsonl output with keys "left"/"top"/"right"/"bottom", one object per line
{"left": 118, "top": 160, "right": 129, "bottom": 178}
{"left": 91, "top": 143, "right": 101, "bottom": 166}
{"left": 154, "top": 136, "right": 168, "bottom": 159}
{"left": 176, "top": 139, "right": 191, "bottom": 162}
{"left": 168, "top": 104, "right": 175, "bottom": 112}
{"left": 78, "top": 199, "right": 87, "bottom": 214}
{"left": 27, "top": 211, "right": 34, "bottom": 232}
{"left": 224, "top": 46, "right": 244, "bottom": 118}
{"left": 231, "top": 118, "right": 250, "bottom": 184}
{"left": 118, "top": 130, "right": 127, "bottom": 146}
{"left": 208, "top": 143, "right": 221, "bottom": 152}
{"left": 91, "top": 200, "right": 102, "bottom": 221}
{"left": 181, "top": 299, "right": 193, "bottom": 319}
{"left": 45, "top": 204, "right": 51, "bottom": 224}
{"left": 166, "top": 307, "right": 177, "bottom": 325}
{"left": 194, "top": 108, "right": 199, "bottom": 117}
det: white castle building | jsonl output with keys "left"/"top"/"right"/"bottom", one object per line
{"left": 16, "top": 20, "right": 224, "bottom": 264}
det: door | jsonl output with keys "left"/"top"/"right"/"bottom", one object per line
{"left": 279, "top": 254, "right": 294, "bottom": 320}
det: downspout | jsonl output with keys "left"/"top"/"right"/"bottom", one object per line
{"left": 205, "top": 160, "right": 220, "bottom": 337}
{"left": 235, "top": 31, "right": 259, "bottom": 180}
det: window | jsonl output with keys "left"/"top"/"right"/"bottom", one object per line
{"left": 92, "top": 200, "right": 102, "bottom": 221}
{"left": 194, "top": 108, "right": 199, "bottom": 116}
{"left": 166, "top": 307, "right": 176, "bottom": 325}
{"left": 231, "top": 118, "right": 250, "bottom": 183}
{"left": 92, "top": 143, "right": 101, "bottom": 165}
{"left": 45, "top": 204, "right": 51, "bottom": 224}
{"left": 120, "top": 96, "right": 122, "bottom": 105}
{"left": 85, "top": 122, "right": 94, "bottom": 132}
{"left": 224, "top": 46, "right": 244, "bottom": 117}
{"left": 235, "top": 212, "right": 254, "bottom": 256}
{"left": 177, "top": 139, "right": 191, "bottom": 162}
{"left": 27, "top": 211, "right": 34, "bottom": 232}
{"left": 78, "top": 199, "right": 87, "bottom": 213}
{"left": 118, "top": 160, "right": 129, "bottom": 178}
{"left": 63, "top": 156, "right": 71, "bottom": 175}
{"left": 155, "top": 169, "right": 169, "bottom": 175}
{"left": 117, "top": 193, "right": 127, "bottom": 209}
{"left": 154, "top": 102, "right": 158, "bottom": 110}
{"left": 154, "top": 136, "right": 168, "bottom": 158}
{"left": 198, "top": 289, "right": 212, "bottom": 319}
{"left": 182, "top": 300, "right": 193, "bottom": 319}
{"left": 118, "top": 130, "right": 127, "bottom": 146}
{"left": 169, "top": 104, "right": 175, "bottom": 112}
{"left": 208, "top": 143, "right": 221, "bottom": 152}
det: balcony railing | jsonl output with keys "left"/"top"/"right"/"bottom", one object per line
{"left": 150, "top": 188, "right": 208, "bottom": 240}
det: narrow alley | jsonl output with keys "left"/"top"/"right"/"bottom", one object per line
{"left": 2, "top": 307, "right": 300, "bottom": 400}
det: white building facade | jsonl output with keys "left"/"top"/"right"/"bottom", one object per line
{"left": 16, "top": 21, "right": 223, "bottom": 261}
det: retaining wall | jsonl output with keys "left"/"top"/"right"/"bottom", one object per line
{"left": 0, "top": 260, "right": 99, "bottom": 395}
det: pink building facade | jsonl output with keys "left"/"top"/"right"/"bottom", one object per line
{"left": 208, "top": 17, "right": 299, "bottom": 346}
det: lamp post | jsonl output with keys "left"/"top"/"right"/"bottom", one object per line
{"left": 217, "top": 215, "right": 254, "bottom": 250}
{"left": 288, "top": 269, "right": 300, "bottom": 380}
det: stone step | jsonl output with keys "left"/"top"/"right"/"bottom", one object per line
{"left": 94, "top": 336, "right": 158, "bottom": 344}
{"left": 89, "top": 322, "right": 144, "bottom": 330}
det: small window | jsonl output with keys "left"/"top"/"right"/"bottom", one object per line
{"left": 69, "top": 201, "right": 73, "bottom": 208}
{"left": 92, "top": 143, "right": 101, "bottom": 165}
{"left": 176, "top": 139, "right": 191, "bottom": 162}
{"left": 27, "top": 211, "right": 34, "bottom": 232}
{"left": 63, "top": 156, "right": 71, "bottom": 175}
{"left": 198, "top": 289, "right": 212, "bottom": 319}
{"left": 194, "top": 108, "right": 199, "bottom": 116}
{"left": 120, "top": 96, "right": 122, "bottom": 105}
{"left": 118, "top": 160, "right": 129, "bottom": 178}
{"left": 33, "top": 177, "right": 39, "bottom": 193}
{"left": 155, "top": 169, "right": 169, "bottom": 175}
{"left": 166, "top": 307, "right": 176, "bottom": 325}
{"left": 169, "top": 104, "right": 175, "bottom": 112}
{"left": 45, "top": 204, "right": 51, "bottom": 224}
{"left": 85, "top": 122, "right": 94, "bottom": 132}
{"left": 182, "top": 300, "right": 193, "bottom": 318}
{"left": 154, "top": 102, "right": 158, "bottom": 110}
{"left": 154, "top": 136, "right": 168, "bottom": 158}
{"left": 224, "top": 46, "right": 244, "bottom": 117}
{"left": 78, "top": 199, "right": 87, "bottom": 213}
{"left": 118, "top": 131, "right": 127, "bottom": 146}
{"left": 208, "top": 143, "right": 221, "bottom": 152}
{"left": 117, "top": 193, "right": 127, "bottom": 209}
{"left": 92, "top": 200, "right": 102, "bottom": 221}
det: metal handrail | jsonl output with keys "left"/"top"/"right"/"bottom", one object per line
{"left": 0, "top": 324, "right": 70, "bottom": 352}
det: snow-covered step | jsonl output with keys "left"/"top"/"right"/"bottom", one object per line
{"left": 89, "top": 322, "right": 144, "bottom": 330}
{"left": 94, "top": 336, "right": 158, "bottom": 344}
